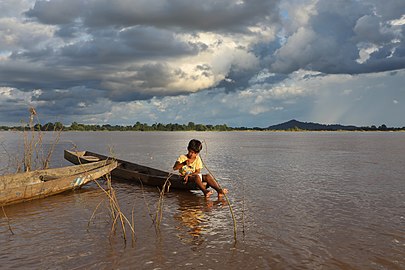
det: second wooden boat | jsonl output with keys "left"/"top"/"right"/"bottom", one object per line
{"left": 0, "top": 159, "right": 118, "bottom": 206}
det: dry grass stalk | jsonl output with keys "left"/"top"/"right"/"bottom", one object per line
{"left": 19, "top": 107, "right": 62, "bottom": 173}
{"left": 87, "top": 198, "right": 106, "bottom": 231}
{"left": 131, "top": 202, "right": 136, "bottom": 246}
{"left": 42, "top": 127, "right": 61, "bottom": 169}
{"left": 92, "top": 174, "right": 136, "bottom": 243}
{"left": 154, "top": 174, "right": 172, "bottom": 230}
{"left": 2, "top": 206, "right": 14, "bottom": 235}
{"left": 71, "top": 146, "right": 135, "bottom": 243}
{"left": 201, "top": 157, "right": 237, "bottom": 241}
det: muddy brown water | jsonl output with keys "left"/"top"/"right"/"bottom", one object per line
{"left": 0, "top": 131, "right": 404, "bottom": 269}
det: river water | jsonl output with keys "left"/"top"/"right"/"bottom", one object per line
{"left": 0, "top": 131, "right": 404, "bottom": 269}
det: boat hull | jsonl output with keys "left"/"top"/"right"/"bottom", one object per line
{"left": 64, "top": 150, "right": 200, "bottom": 190}
{"left": 0, "top": 160, "right": 117, "bottom": 206}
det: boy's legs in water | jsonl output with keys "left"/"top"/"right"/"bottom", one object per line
{"left": 191, "top": 174, "right": 213, "bottom": 198}
{"left": 202, "top": 174, "right": 228, "bottom": 198}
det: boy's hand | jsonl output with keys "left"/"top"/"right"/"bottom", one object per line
{"left": 183, "top": 174, "right": 189, "bottom": 184}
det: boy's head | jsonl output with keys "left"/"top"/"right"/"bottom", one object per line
{"left": 188, "top": 139, "right": 202, "bottom": 153}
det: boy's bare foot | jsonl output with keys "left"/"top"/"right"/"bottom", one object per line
{"left": 218, "top": 188, "right": 228, "bottom": 198}
{"left": 204, "top": 190, "right": 214, "bottom": 198}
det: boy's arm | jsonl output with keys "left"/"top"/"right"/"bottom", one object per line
{"left": 173, "top": 160, "right": 187, "bottom": 170}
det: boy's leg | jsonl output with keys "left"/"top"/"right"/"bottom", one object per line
{"left": 202, "top": 174, "right": 228, "bottom": 197}
{"left": 192, "top": 174, "right": 213, "bottom": 197}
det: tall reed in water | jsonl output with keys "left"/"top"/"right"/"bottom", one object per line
{"left": 66, "top": 146, "right": 135, "bottom": 245}
{"left": 20, "top": 107, "right": 61, "bottom": 172}
{"left": 201, "top": 140, "right": 238, "bottom": 241}
{"left": 92, "top": 173, "right": 136, "bottom": 245}
{"left": 200, "top": 157, "right": 237, "bottom": 241}
{"left": 154, "top": 173, "right": 173, "bottom": 230}
{"left": 2, "top": 206, "right": 14, "bottom": 235}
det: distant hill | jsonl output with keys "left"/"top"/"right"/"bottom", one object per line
{"left": 267, "top": 119, "right": 360, "bottom": 131}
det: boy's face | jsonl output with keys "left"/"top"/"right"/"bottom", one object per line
{"left": 187, "top": 149, "right": 199, "bottom": 159}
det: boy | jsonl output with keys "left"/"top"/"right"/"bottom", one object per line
{"left": 173, "top": 139, "right": 228, "bottom": 198}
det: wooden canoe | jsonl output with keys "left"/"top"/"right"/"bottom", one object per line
{"left": 0, "top": 159, "right": 117, "bottom": 206}
{"left": 64, "top": 150, "right": 201, "bottom": 190}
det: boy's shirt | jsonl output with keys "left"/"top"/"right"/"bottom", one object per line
{"left": 177, "top": 155, "right": 203, "bottom": 176}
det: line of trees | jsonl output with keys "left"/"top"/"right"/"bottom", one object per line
{"left": 69, "top": 121, "right": 234, "bottom": 131}
{"left": 1, "top": 122, "right": 404, "bottom": 132}
{"left": 0, "top": 121, "right": 235, "bottom": 131}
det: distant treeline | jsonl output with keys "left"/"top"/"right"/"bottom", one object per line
{"left": 0, "top": 121, "right": 239, "bottom": 131}
{"left": 1, "top": 121, "right": 404, "bottom": 131}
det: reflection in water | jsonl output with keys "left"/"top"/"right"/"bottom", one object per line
{"left": 174, "top": 194, "right": 227, "bottom": 247}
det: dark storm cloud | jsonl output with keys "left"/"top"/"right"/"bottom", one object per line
{"left": 18, "top": 26, "right": 201, "bottom": 67}
{"left": 104, "top": 63, "right": 192, "bottom": 102}
{"left": 368, "top": 0, "right": 405, "bottom": 21}
{"left": 118, "top": 26, "right": 203, "bottom": 59}
{"left": 31, "top": 87, "right": 104, "bottom": 103}
{"left": 1, "top": 23, "right": 202, "bottom": 96}
{"left": 1, "top": 86, "right": 113, "bottom": 123}
{"left": 54, "top": 23, "right": 83, "bottom": 39}
{"left": 6, "top": 0, "right": 280, "bottom": 101}
{"left": 136, "top": 63, "right": 176, "bottom": 88}
{"left": 34, "top": 95, "right": 108, "bottom": 117}
{"left": 0, "top": 60, "right": 103, "bottom": 92}
{"left": 270, "top": 0, "right": 405, "bottom": 75}
{"left": 0, "top": 104, "right": 31, "bottom": 123}
{"left": 353, "top": 15, "right": 396, "bottom": 44}
{"left": 26, "top": 0, "right": 280, "bottom": 32}
{"left": 25, "top": 0, "right": 86, "bottom": 25}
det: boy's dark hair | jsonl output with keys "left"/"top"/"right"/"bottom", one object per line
{"left": 188, "top": 139, "right": 202, "bottom": 153}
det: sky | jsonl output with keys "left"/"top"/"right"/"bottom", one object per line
{"left": 0, "top": 0, "right": 404, "bottom": 128}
